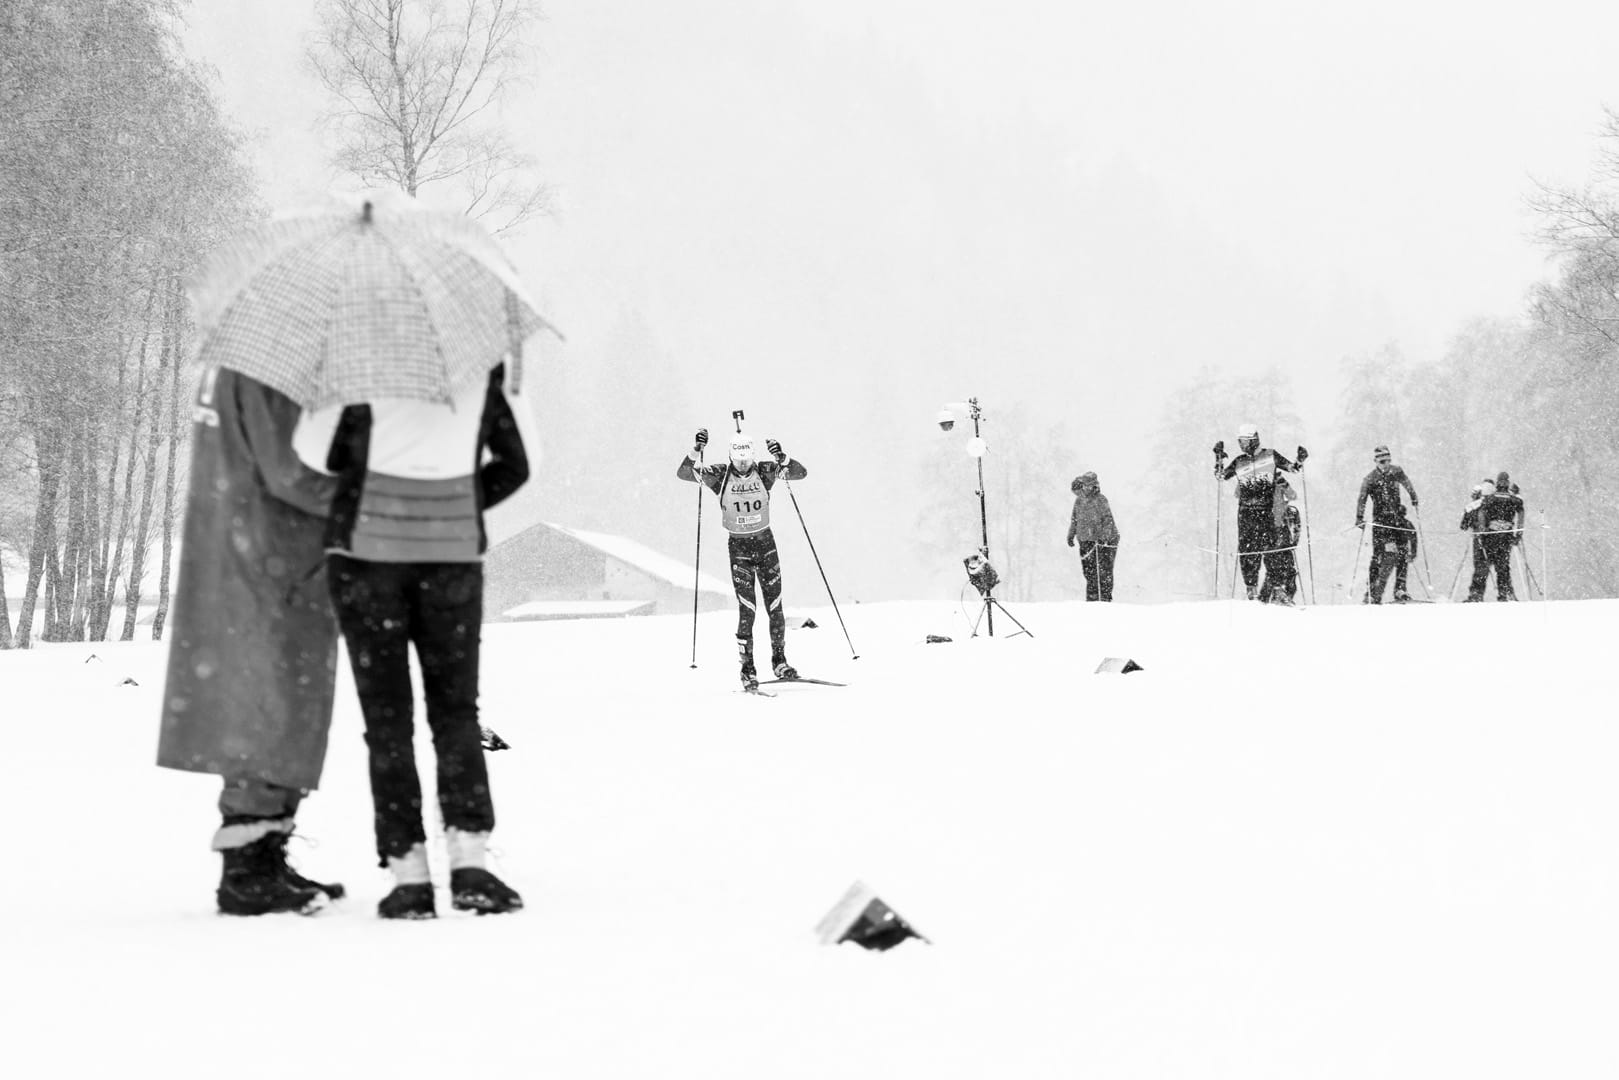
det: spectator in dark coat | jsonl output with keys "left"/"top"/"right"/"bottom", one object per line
{"left": 297, "top": 363, "right": 534, "bottom": 919}
{"left": 1066, "top": 472, "right": 1120, "bottom": 601}
{"left": 157, "top": 366, "right": 344, "bottom": 917}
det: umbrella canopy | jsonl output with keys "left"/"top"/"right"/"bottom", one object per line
{"left": 190, "top": 194, "right": 558, "bottom": 410}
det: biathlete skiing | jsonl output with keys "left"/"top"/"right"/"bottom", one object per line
{"left": 678, "top": 427, "right": 808, "bottom": 691}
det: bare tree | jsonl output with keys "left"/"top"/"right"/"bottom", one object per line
{"left": 307, "top": 0, "right": 552, "bottom": 233}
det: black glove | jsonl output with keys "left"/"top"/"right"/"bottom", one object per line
{"left": 1296, "top": 445, "right": 1308, "bottom": 464}
{"left": 766, "top": 437, "right": 785, "bottom": 464}
{"left": 1067, "top": 535, "right": 1075, "bottom": 548}
{"left": 693, "top": 428, "right": 708, "bottom": 456}
{"left": 1355, "top": 520, "right": 1365, "bottom": 529}
{"left": 1213, "top": 440, "right": 1225, "bottom": 459}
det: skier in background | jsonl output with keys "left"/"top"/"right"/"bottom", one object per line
{"left": 1215, "top": 423, "right": 1305, "bottom": 601}
{"left": 1258, "top": 475, "right": 1301, "bottom": 604}
{"left": 1066, "top": 471, "right": 1120, "bottom": 601}
{"left": 1354, "top": 444, "right": 1420, "bottom": 604}
{"left": 1465, "top": 473, "right": 1525, "bottom": 601}
{"left": 679, "top": 429, "right": 808, "bottom": 690}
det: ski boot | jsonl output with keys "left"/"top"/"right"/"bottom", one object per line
{"left": 450, "top": 868, "right": 524, "bottom": 915}
{"left": 1245, "top": 584, "right": 1259, "bottom": 601}
{"left": 772, "top": 656, "right": 799, "bottom": 681}
{"left": 267, "top": 831, "right": 346, "bottom": 901}
{"left": 738, "top": 638, "right": 759, "bottom": 691}
{"left": 217, "top": 834, "right": 325, "bottom": 916}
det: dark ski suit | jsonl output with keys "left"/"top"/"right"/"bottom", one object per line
{"left": 1218, "top": 447, "right": 1298, "bottom": 597}
{"left": 1355, "top": 464, "right": 1419, "bottom": 603}
{"left": 1258, "top": 478, "right": 1301, "bottom": 603}
{"left": 678, "top": 452, "right": 808, "bottom": 670}
{"left": 1467, "top": 489, "right": 1524, "bottom": 601}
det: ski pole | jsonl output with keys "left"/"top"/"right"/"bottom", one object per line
{"left": 782, "top": 477, "right": 859, "bottom": 660}
{"left": 1540, "top": 510, "right": 1550, "bottom": 603}
{"left": 1212, "top": 449, "right": 1226, "bottom": 599}
{"left": 1449, "top": 537, "right": 1471, "bottom": 601}
{"left": 1517, "top": 537, "right": 1542, "bottom": 600}
{"left": 1299, "top": 469, "right": 1317, "bottom": 605}
{"left": 690, "top": 445, "right": 705, "bottom": 668}
{"left": 1413, "top": 505, "right": 1437, "bottom": 599}
{"left": 1347, "top": 523, "right": 1367, "bottom": 602}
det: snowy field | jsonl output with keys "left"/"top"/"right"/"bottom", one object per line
{"left": 3, "top": 597, "right": 1616, "bottom": 1078}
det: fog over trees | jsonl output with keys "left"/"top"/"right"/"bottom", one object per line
{"left": 4, "top": 1, "right": 1619, "bottom": 646}
{"left": 2, "top": 0, "right": 257, "bottom": 646}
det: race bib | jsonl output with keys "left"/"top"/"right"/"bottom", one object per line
{"left": 1384, "top": 542, "right": 1398, "bottom": 552}
{"left": 721, "top": 473, "right": 770, "bottom": 534}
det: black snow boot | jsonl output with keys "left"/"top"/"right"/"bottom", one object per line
{"left": 450, "top": 868, "right": 524, "bottom": 915}
{"left": 378, "top": 883, "right": 437, "bottom": 920}
{"left": 217, "top": 835, "right": 325, "bottom": 916}
{"left": 266, "top": 832, "right": 346, "bottom": 900}
{"left": 772, "top": 657, "right": 798, "bottom": 680}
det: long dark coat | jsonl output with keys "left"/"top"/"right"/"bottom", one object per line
{"left": 156, "top": 368, "right": 339, "bottom": 791}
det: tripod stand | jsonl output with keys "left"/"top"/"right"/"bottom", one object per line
{"left": 945, "top": 398, "right": 1032, "bottom": 639}
{"left": 969, "top": 585, "right": 1031, "bottom": 639}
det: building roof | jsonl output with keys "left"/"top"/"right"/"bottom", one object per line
{"left": 495, "top": 520, "right": 732, "bottom": 596}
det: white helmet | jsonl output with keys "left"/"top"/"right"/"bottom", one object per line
{"left": 729, "top": 434, "right": 756, "bottom": 467}
{"left": 1237, "top": 423, "right": 1259, "bottom": 439}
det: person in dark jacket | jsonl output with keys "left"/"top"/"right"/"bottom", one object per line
{"left": 1465, "top": 473, "right": 1524, "bottom": 601}
{"left": 157, "top": 366, "right": 344, "bottom": 917}
{"left": 1215, "top": 423, "right": 1305, "bottom": 601}
{"left": 1066, "top": 472, "right": 1120, "bottom": 601}
{"left": 1354, "top": 444, "right": 1419, "bottom": 604}
{"left": 299, "top": 363, "right": 533, "bottom": 919}
{"left": 678, "top": 430, "right": 808, "bottom": 689}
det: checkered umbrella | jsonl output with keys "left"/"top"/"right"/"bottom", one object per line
{"left": 190, "top": 194, "right": 558, "bottom": 410}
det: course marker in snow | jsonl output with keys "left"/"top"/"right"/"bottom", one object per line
{"left": 814, "top": 880, "right": 927, "bottom": 951}
{"left": 1094, "top": 657, "right": 1144, "bottom": 674}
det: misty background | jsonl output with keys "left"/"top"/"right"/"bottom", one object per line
{"left": 7, "top": 0, "right": 1619, "bottom": 643}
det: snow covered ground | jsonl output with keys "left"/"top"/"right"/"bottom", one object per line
{"left": 3, "top": 597, "right": 1616, "bottom": 1078}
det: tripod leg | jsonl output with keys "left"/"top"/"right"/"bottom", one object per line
{"left": 989, "top": 598, "right": 1034, "bottom": 638}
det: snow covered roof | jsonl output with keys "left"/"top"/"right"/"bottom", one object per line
{"left": 497, "top": 520, "right": 732, "bottom": 596}
{"left": 502, "top": 600, "right": 657, "bottom": 620}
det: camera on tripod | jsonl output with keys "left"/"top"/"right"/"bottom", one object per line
{"left": 963, "top": 550, "right": 999, "bottom": 597}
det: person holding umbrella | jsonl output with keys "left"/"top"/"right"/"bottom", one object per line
{"left": 189, "top": 194, "right": 555, "bottom": 919}
{"left": 157, "top": 365, "right": 347, "bottom": 917}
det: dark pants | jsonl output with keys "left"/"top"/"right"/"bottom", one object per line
{"left": 1237, "top": 507, "right": 1293, "bottom": 598}
{"left": 1259, "top": 547, "right": 1297, "bottom": 603}
{"left": 1078, "top": 541, "right": 1116, "bottom": 601}
{"left": 729, "top": 530, "right": 786, "bottom": 664}
{"left": 327, "top": 555, "right": 493, "bottom": 863}
{"left": 1366, "top": 523, "right": 1410, "bottom": 603}
{"left": 1468, "top": 534, "right": 1516, "bottom": 601}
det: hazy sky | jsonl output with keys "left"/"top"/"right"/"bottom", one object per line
{"left": 180, "top": 0, "right": 1618, "bottom": 593}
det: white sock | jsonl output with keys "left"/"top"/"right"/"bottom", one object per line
{"left": 387, "top": 842, "right": 431, "bottom": 886}
{"left": 446, "top": 828, "right": 489, "bottom": 871}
